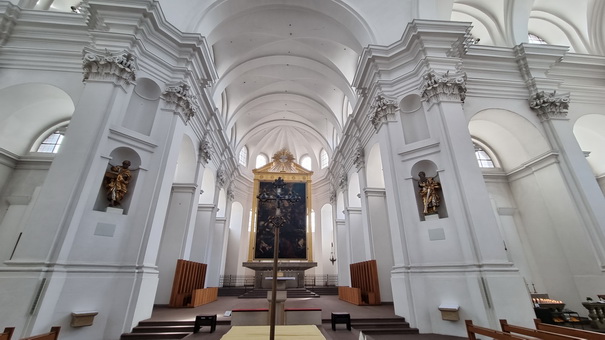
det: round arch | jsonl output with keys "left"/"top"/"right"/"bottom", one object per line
{"left": 0, "top": 83, "right": 74, "bottom": 156}
{"left": 366, "top": 143, "right": 385, "bottom": 188}
{"left": 200, "top": 168, "right": 216, "bottom": 204}
{"left": 573, "top": 114, "right": 605, "bottom": 177}
{"left": 469, "top": 108, "right": 549, "bottom": 171}
{"left": 173, "top": 134, "right": 197, "bottom": 183}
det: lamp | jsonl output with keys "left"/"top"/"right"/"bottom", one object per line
{"left": 329, "top": 242, "right": 336, "bottom": 265}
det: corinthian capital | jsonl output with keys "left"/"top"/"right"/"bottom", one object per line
{"left": 420, "top": 70, "right": 467, "bottom": 104}
{"left": 162, "top": 83, "right": 198, "bottom": 122}
{"left": 82, "top": 48, "right": 137, "bottom": 86}
{"left": 369, "top": 94, "right": 398, "bottom": 130}
{"left": 529, "top": 91, "right": 570, "bottom": 120}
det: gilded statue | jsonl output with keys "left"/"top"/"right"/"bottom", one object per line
{"left": 418, "top": 171, "right": 440, "bottom": 215}
{"left": 105, "top": 160, "right": 132, "bottom": 207}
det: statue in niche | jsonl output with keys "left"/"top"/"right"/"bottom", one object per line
{"left": 418, "top": 171, "right": 441, "bottom": 215}
{"left": 104, "top": 160, "right": 132, "bottom": 207}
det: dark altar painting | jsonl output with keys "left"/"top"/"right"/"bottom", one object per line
{"left": 255, "top": 181, "right": 307, "bottom": 260}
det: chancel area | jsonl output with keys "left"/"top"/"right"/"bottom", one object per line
{"left": 0, "top": 0, "right": 605, "bottom": 339}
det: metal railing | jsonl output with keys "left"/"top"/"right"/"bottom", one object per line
{"left": 219, "top": 274, "right": 338, "bottom": 287}
{"left": 219, "top": 275, "right": 255, "bottom": 288}
{"left": 303, "top": 274, "right": 338, "bottom": 287}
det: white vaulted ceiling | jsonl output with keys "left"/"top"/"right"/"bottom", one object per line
{"left": 39, "top": 0, "right": 605, "bottom": 176}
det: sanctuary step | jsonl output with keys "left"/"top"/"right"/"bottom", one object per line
{"left": 120, "top": 319, "right": 230, "bottom": 340}
{"left": 218, "top": 287, "right": 251, "bottom": 296}
{"left": 238, "top": 288, "right": 320, "bottom": 299}
{"left": 306, "top": 286, "right": 339, "bottom": 295}
{"left": 350, "top": 317, "right": 419, "bottom": 336}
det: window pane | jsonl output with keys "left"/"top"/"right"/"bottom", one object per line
{"left": 474, "top": 144, "right": 495, "bottom": 168}
{"left": 37, "top": 131, "right": 65, "bottom": 154}
{"left": 320, "top": 149, "right": 329, "bottom": 169}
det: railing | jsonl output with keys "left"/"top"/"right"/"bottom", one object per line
{"left": 303, "top": 275, "right": 338, "bottom": 287}
{"left": 220, "top": 275, "right": 255, "bottom": 287}
{"left": 220, "top": 274, "right": 338, "bottom": 287}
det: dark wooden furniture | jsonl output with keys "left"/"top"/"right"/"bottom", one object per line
{"left": 0, "top": 327, "right": 14, "bottom": 340}
{"left": 331, "top": 312, "right": 351, "bottom": 331}
{"left": 194, "top": 314, "right": 217, "bottom": 333}
{"left": 21, "top": 327, "right": 60, "bottom": 340}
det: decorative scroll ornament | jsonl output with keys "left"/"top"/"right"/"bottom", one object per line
{"left": 216, "top": 169, "right": 226, "bottom": 188}
{"left": 199, "top": 138, "right": 211, "bottom": 164}
{"left": 369, "top": 94, "right": 398, "bottom": 129}
{"left": 420, "top": 70, "right": 467, "bottom": 104}
{"left": 162, "top": 83, "right": 198, "bottom": 122}
{"left": 353, "top": 146, "right": 365, "bottom": 169}
{"left": 82, "top": 49, "right": 137, "bottom": 86}
{"left": 268, "top": 148, "right": 299, "bottom": 173}
{"left": 529, "top": 91, "right": 570, "bottom": 120}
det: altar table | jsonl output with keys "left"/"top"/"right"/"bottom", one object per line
{"left": 221, "top": 325, "right": 326, "bottom": 339}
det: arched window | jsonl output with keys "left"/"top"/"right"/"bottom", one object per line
{"left": 474, "top": 143, "right": 495, "bottom": 168}
{"left": 300, "top": 154, "right": 312, "bottom": 170}
{"left": 528, "top": 33, "right": 547, "bottom": 45}
{"left": 320, "top": 149, "right": 329, "bottom": 169}
{"left": 239, "top": 146, "right": 248, "bottom": 166}
{"left": 256, "top": 153, "right": 269, "bottom": 168}
{"left": 36, "top": 126, "right": 67, "bottom": 153}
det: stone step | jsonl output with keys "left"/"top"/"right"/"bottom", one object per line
{"left": 120, "top": 331, "right": 190, "bottom": 339}
{"left": 131, "top": 325, "right": 194, "bottom": 333}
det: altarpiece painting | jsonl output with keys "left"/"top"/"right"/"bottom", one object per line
{"left": 248, "top": 149, "right": 313, "bottom": 261}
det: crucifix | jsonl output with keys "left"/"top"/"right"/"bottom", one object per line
{"left": 256, "top": 177, "right": 300, "bottom": 340}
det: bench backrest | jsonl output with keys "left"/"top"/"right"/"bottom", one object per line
{"left": 466, "top": 320, "right": 529, "bottom": 340}
{"left": 20, "top": 327, "right": 60, "bottom": 340}
{"left": 500, "top": 319, "right": 583, "bottom": 340}
{"left": 534, "top": 319, "right": 605, "bottom": 340}
{"left": 0, "top": 327, "right": 15, "bottom": 340}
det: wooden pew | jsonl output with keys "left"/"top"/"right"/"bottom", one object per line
{"left": 500, "top": 319, "right": 583, "bottom": 340}
{"left": 0, "top": 327, "right": 15, "bottom": 340}
{"left": 534, "top": 319, "right": 605, "bottom": 340}
{"left": 466, "top": 320, "right": 529, "bottom": 340}
{"left": 21, "top": 327, "right": 60, "bottom": 340}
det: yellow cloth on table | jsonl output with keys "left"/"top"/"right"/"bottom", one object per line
{"left": 221, "top": 325, "right": 326, "bottom": 339}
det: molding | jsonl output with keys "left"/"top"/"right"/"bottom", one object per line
{"left": 506, "top": 151, "right": 560, "bottom": 181}
{"left": 107, "top": 126, "right": 158, "bottom": 153}
{"left": 0, "top": 148, "right": 18, "bottom": 168}
{"left": 171, "top": 183, "right": 198, "bottom": 194}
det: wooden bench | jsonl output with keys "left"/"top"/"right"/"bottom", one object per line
{"left": 534, "top": 319, "right": 605, "bottom": 340}
{"left": 466, "top": 320, "right": 529, "bottom": 340}
{"left": 284, "top": 308, "right": 322, "bottom": 325}
{"left": 21, "top": 327, "right": 60, "bottom": 340}
{"left": 0, "top": 327, "right": 14, "bottom": 340}
{"left": 500, "top": 319, "right": 583, "bottom": 340}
